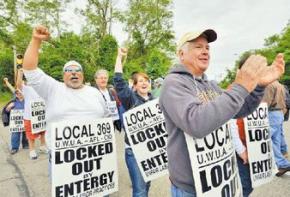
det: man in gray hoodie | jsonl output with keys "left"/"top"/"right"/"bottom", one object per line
{"left": 159, "top": 29, "right": 285, "bottom": 196}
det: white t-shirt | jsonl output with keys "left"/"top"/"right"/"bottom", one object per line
{"left": 24, "top": 68, "right": 108, "bottom": 148}
{"left": 98, "top": 89, "right": 111, "bottom": 102}
{"left": 22, "top": 85, "right": 44, "bottom": 120}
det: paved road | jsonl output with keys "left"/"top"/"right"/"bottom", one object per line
{"left": 0, "top": 120, "right": 289, "bottom": 197}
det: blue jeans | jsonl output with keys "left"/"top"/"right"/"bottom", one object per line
{"left": 171, "top": 184, "right": 196, "bottom": 197}
{"left": 11, "top": 132, "right": 28, "bottom": 150}
{"left": 125, "top": 148, "right": 150, "bottom": 197}
{"left": 236, "top": 154, "right": 253, "bottom": 197}
{"left": 280, "top": 129, "right": 288, "bottom": 154}
{"left": 269, "top": 111, "right": 290, "bottom": 168}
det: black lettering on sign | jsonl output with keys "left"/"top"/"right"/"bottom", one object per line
{"left": 11, "top": 116, "right": 22, "bottom": 120}
{"left": 32, "top": 122, "right": 46, "bottom": 129}
{"left": 251, "top": 158, "right": 272, "bottom": 174}
{"left": 155, "top": 103, "right": 163, "bottom": 114}
{"left": 31, "top": 102, "right": 45, "bottom": 108}
{"left": 55, "top": 143, "right": 113, "bottom": 164}
{"left": 260, "top": 141, "right": 271, "bottom": 154}
{"left": 147, "top": 134, "right": 168, "bottom": 152}
{"left": 37, "top": 115, "right": 45, "bottom": 121}
{"left": 55, "top": 125, "right": 94, "bottom": 140}
{"left": 55, "top": 171, "right": 114, "bottom": 197}
{"left": 221, "top": 173, "right": 239, "bottom": 197}
{"left": 97, "top": 122, "right": 111, "bottom": 135}
{"left": 247, "top": 107, "right": 267, "bottom": 121}
{"left": 130, "top": 122, "right": 166, "bottom": 145}
{"left": 72, "top": 157, "right": 103, "bottom": 175}
{"left": 200, "top": 155, "right": 236, "bottom": 193}
{"left": 141, "top": 152, "right": 167, "bottom": 171}
{"left": 196, "top": 125, "right": 230, "bottom": 152}
{"left": 125, "top": 107, "right": 157, "bottom": 126}
{"left": 248, "top": 128, "right": 269, "bottom": 142}
{"left": 32, "top": 110, "right": 45, "bottom": 116}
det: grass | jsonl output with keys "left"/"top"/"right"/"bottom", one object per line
{"left": 0, "top": 91, "right": 13, "bottom": 108}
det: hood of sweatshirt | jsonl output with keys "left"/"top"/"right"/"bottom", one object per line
{"left": 168, "top": 63, "right": 209, "bottom": 82}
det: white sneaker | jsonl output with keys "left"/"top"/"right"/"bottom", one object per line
{"left": 29, "top": 150, "right": 38, "bottom": 160}
{"left": 39, "top": 145, "right": 48, "bottom": 154}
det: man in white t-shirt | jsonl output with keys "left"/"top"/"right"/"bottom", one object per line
{"left": 22, "top": 25, "right": 107, "bottom": 150}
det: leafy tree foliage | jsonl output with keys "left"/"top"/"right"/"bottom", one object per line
{"left": 0, "top": 47, "right": 14, "bottom": 91}
{"left": 77, "top": 0, "right": 122, "bottom": 40}
{"left": 97, "top": 34, "right": 118, "bottom": 82}
{"left": 220, "top": 24, "right": 290, "bottom": 88}
{"left": 0, "top": 0, "right": 172, "bottom": 94}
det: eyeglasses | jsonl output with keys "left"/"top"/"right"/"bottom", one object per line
{"left": 64, "top": 67, "right": 82, "bottom": 73}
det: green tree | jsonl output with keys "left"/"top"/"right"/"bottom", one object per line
{"left": 78, "top": 0, "right": 122, "bottom": 40}
{"left": 24, "top": 0, "right": 71, "bottom": 37}
{"left": 124, "top": 0, "right": 175, "bottom": 58}
{"left": 145, "top": 49, "right": 171, "bottom": 79}
{"left": 0, "top": 47, "right": 14, "bottom": 92}
{"left": 97, "top": 34, "right": 118, "bottom": 81}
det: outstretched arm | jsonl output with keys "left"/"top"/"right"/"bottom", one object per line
{"left": 3, "top": 78, "right": 15, "bottom": 93}
{"left": 16, "top": 69, "right": 24, "bottom": 89}
{"left": 113, "top": 48, "right": 135, "bottom": 110}
{"left": 114, "top": 48, "right": 127, "bottom": 73}
{"left": 23, "top": 25, "right": 50, "bottom": 70}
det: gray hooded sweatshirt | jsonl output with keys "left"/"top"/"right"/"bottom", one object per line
{"left": 159, "top": 64, "right": 265, "bottom": 193}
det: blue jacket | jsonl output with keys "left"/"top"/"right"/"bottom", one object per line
{"left": 113, "top": 73, "right": 154, "bottom": 110}
{"left": 113, "top": 72, "right": 154, "bottom": 144}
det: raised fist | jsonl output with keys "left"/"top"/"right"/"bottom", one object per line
{"left": 32, "top": 25, "right": 50, "bottom": 41}
{"left": 118, "top": 48, "right": 128, "bottom": 57}
{"left": 3, "top": 77, "right": 8, "bottom": 82}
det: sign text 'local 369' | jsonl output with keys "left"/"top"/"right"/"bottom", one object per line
{"left": 51, "top": 118, "right": 118, "bottom": 197}
{"left": 123, "top": 99, "right": 168, "bottom": 182}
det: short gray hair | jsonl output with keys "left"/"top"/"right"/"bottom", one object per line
{"left": 94, "top": 69, "right": 108, "bottom": 79}
{"left": 179, "top": 42, "right": 191, "bottom": 52}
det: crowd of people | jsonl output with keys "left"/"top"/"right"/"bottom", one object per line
{"left": 1, "top": 25, "right": 290, "bottom": 197}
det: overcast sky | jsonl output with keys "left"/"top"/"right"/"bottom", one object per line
{"left": 66, "top": 0, "right": 290, "bottom": 81}
{"left": 172, "top": 0, "right": 290, "bottom": 80}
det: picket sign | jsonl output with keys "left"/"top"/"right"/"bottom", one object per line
{"left": 123, "top": 99, "right": 168, "bottom": 182}
{"left": 185, "top": 122, "right": 243, "bottom": 197}
{"left": 30, "top": 100, "right": 46, "bottom": 134}
{"left": 51, "top": 118, "right": 118, "bottom": 197}
{"left": 9, "top": 109, "right": 24, "bottom": 133}
{"left": 244, "top": 102, "right": 275, "bottom": 187}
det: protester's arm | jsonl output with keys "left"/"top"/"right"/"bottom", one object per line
{"left": 23, "top": 25, "right": 50, "bottom": 70}
{"left": 113, "top": 48, "right": 134, "bottom": 110}
{"left": 160, "top": 55, "right": 269, "bottom": 138}
{"left": 5, "top": 102, "right": 15, "bottom": 112}
{"left": 22, "top": 25, "right": 58, "bottom": 100}
{"left": 234, "top": 85, "right": 265, "bottom": 118}
{"left": 160, "top": 75, "right": 251, "bottom": 138}
{"left": 16, "top": 69, "right": 24, "bottom": 90}
{"left": 230, "top": 119, "right": 248, "bottom": 164}
{"left": 235, "top": 54, "right": 284, "bottom": 118}
{"left": 114, "top": 48, "right": 127, "bottom": 73}
{"left": 3, "top": 78, "right": 15, "bottom": 93}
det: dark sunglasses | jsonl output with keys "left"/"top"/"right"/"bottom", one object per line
{"left": 64, "top": 67, "right": 82, "bottom": 73}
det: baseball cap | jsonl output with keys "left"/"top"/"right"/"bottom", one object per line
{"left": 176, "top": 29, "right": 217, "bottom": 52}
{"left": 154, "top": 77, "right": 164, "bottom": 85}
{"left": 63, "top": 60, "right": 83, "bottom": 72}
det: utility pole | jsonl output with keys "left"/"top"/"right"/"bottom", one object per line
{"left": 13, "top": 45, "right": 17, "bottom": 85}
